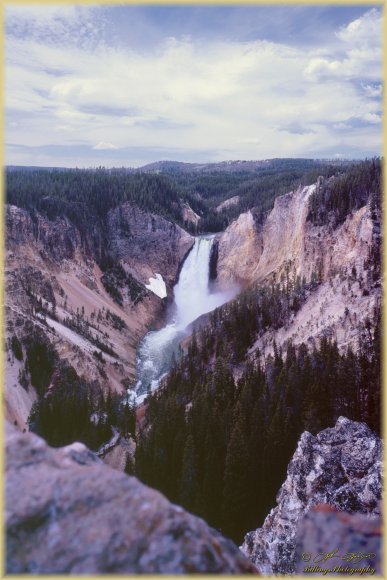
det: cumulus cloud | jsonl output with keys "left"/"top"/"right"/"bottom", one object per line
{"left": 336, "top": 8, "right": 381, "bottom": 47}
{"left": 304, "top": 8, "right": 382, "bottom": 82}
{"left": 93, "top": 142, "right": 118, "bottom": 150}
{"left": 362, "top": 83, "right": 383, "bottom": 98}
{"left": 5, "top": 6, "right": 382, "bottom": 166}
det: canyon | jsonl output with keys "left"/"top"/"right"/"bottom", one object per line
{"left": 6, "top": 178, "right": 380, "bottom": 430}
{"left": 5, "top": 160, "right": 382, "bottom": 574}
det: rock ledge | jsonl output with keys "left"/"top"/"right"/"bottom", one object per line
{"left": 6, "top": 425, "right": 257, "bottom": 574}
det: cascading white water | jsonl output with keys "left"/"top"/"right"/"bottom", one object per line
{"left": 132, "top": 235, "right": 236, "bottom": 405}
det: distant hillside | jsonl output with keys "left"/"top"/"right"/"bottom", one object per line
{"left": 6, "top": 159, "right": 363, "bottom": 235}
{"left": 138, "top": 158, "right": 355, "bottom": 174}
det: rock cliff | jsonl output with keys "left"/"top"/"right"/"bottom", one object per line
{"left": 215, "top": 184, "right": 316, "bottom": 288}
{"left": 240, "top": 417, "right": 382, "bottom": 574}
{"left": 215, "top": 183, "right": 380, "bottom": 353}
{"left": 5, "top": 203, "right": 194, "bottom": 429}
{"left": 6, "top": 424, "right": 257, "bottom": 574}
{"left": 107, "top": 203, "right": 194, "bottom": 288}
{"left": 215, "top": 210, "right": 263, "bottom": 287}
{"left": 216, "top": 182, "right": 376, "bottom": 289}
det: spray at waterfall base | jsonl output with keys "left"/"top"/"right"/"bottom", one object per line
{"left": 131, "top": 236, "right": 238, "bottom": 405}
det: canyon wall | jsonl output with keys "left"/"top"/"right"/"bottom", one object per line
{"left": 107, "top": 203, "right": 194, "bottom": 287}
{"left": 214, "top": 184, "right": 380, "bottom": 354}
{"left": 5, "top": 204, "right": 194, "bottom": 429}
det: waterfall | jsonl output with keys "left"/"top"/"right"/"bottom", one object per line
{"left": 132, "top": 236, "right": 235, "bottom": 405}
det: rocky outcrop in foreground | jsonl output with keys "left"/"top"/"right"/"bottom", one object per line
{"left": 241, "top": 417, "right": 382, "bottom": 574}
{"left": 295, "top": 504, "right": 381, "bottom": 575}
{"left": 6, "top": 425, "right": 257, "bottom": 574}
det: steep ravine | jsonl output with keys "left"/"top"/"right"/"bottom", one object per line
{"left": 5, "top": 203, "right": 194, "bottom": 429}
{"left": 7, "top": 180, "right": 379, "bottom": 430}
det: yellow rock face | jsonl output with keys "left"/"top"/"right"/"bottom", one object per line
{"left": 215, "top": 183, "right": 379, "bottom": 356}
{"left": 216, "top": 183, "right": 373, "bottom": 288}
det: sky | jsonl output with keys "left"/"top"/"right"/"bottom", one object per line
{"left": 5, "top": 4, "right": 383, "bottom": 168}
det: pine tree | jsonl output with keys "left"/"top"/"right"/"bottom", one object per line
{"left": 124, "top": 454, "right": 135, "bottom": 476}
{"left": 179, "top": 431, "right": 198, "bottom": 512}
{"left": 222, "top": 404, "right": 250, "bottom": 541}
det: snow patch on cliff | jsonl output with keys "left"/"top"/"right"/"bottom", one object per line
{"left": 145, "top": 273, "right": 167, "bottom": 299}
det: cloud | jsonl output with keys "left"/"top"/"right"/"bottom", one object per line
{"left": 5, "top": 6, "right": 382, "bottom": 166}
{"left": 93, "top": 142, "right": 118, "bottom": 150}
{"left": 336, "top": 8, "right": 381, "bottom": 47}
{"left": 279, "top": 122, "right": 316, "bottom": 135}
{"left": 5, "top": 5, "right": 104, "bottom": 50}
{"left": 362, "top": 83, "right": 382, "bottom": 98}
{"left": 304, "top": 8, "right": 382, "bottom": 82}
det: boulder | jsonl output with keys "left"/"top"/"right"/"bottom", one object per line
{"left": 294, "top": 504, "right": 381, "bottom": 575}
{"left": 240, "top": 417, "right": 381, "bottom": 574}
{"left": 6, "top": 425, "right": 257, "bottom": 574}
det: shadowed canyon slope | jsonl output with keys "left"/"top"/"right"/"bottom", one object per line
{"left": 5, "top": 203, "right": 193, "bottom": 428}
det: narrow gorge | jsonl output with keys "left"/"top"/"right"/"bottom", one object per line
{"left": 134, "top": 235, "right": 237, "bottom": 404}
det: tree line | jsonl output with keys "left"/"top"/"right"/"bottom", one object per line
{"left": 307, "top": 158, "right": 381, "bottom": 227}
{"left": 6, "top": 158, "right": 360, "bottom": 238}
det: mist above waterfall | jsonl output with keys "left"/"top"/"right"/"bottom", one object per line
{"left": 133, "top": 236, "right": 237, "bottom": 404}
{"left": 173, "top": 237, "right": 236, "bottom": 329}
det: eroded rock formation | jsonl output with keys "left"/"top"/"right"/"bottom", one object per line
{"left": 240, "top": 417, "right": 382, "bottom": 574}
{"left": 107, "top": 203, "right": 194, "bottom": 288}
{"left": 5, "top": 203, "right": 194, "bottom": 428}
{"left": 215, "top": 184, "right": 380, "bottom": 354}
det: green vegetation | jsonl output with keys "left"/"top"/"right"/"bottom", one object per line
{"left": 24, "top": 329, "right": 57, "bottom": 396}
{"left": 25, "top": 328, "right": 135, "bottom": 450}
{"left": 101, "top": 263, "right": 147, "bottom": 306}
{"left": 10, "top": 158, "right": 380, "bottom": 547}
{"left": 6, "top": 168, "right": 188, "bottom": 230}
{"left": 62, "top": 310, "right": 118, "bottom": 358}
{"left": 105, "top": 309, "right": 128, "bottom": 331}
{"left": 307, "top": 158, "right": 381, "bottom": 227}
{"left": 6, "top": 158, "right": 360, "bottom": 236}
{"left": 165, "top": 158, "right": 355, "bottom": 232}
{"left": 11, "top": 335, "right": 23, "bottom": 361}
